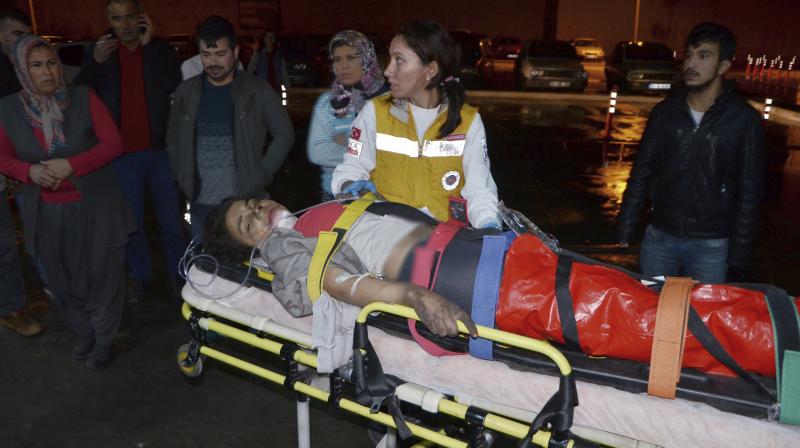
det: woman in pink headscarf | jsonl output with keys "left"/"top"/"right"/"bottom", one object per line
{"left": 0, "top": 34, "right": 134, "bottom": 370}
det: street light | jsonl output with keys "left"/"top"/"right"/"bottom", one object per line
{"left": 27, "top": 0, "right": 39, "bottom": 34}
{"left": 633, "top": 0, "right": 641, "bottom": 42}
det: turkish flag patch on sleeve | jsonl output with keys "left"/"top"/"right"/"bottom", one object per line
{"left": 350, "top": 127, "right": 362, "bottom": 141}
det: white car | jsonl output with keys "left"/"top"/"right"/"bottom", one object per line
{"left": 571, "top": 37, "right": 605, "bottom": 61}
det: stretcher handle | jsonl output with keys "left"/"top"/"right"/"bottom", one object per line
{"left": 356, "top": 302, "right": 573, "bottom": 376}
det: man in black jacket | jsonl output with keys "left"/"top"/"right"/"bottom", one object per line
{"left": 616, "top": 23, "right": 764, "bottom": 283}
{"left": 75, "top": 0, "right": 185, "bottom": 302}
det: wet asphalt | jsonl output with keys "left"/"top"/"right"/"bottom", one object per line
{"left": 2, "top": 86, "right": 798, "bottom": 447}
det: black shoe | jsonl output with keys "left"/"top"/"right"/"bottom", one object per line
{"left": 72, "top": 335, "right": 95, "bottom": 361}
{"left": 85, "top": 357, "right": 110, "bottom": 371}
{"left": 85, "top": 344, "right": 112, "bottom": 371}
{"left": 126, "top": 279, "right": 147, "bottom": 304}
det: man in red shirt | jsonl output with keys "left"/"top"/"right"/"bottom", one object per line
{"left": 76, "top": 0, "right": 184, "bottom": 303}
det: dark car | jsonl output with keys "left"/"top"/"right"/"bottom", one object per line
{"left": 449, "top": 30, "right": 486, "bottom": 89}
{"left": 513, "top": 40, "right": 588, "bottom": 92}
{"left": 604, "top": 41, "right": 680, "bottom": 93}
{"left": 279, "top": 34, "right": 328, "bottom": 87}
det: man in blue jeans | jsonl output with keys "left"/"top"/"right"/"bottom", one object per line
{"left": 616, "top": 23, "right": 764, "bottom": 283}
{"left": 75, "top": 0, "right": 185, "bottom": 302}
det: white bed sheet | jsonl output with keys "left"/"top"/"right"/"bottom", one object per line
{"left": 184, "top": 266, "right": 800, "bottom": 448}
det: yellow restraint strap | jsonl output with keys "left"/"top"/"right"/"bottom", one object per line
{"left": 307, "top": 194, "right": 376, "bottom": 302}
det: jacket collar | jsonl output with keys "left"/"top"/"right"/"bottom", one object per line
{"left": 668, "top": 78, "right": 737, "bottom": 114}
{"left": 388, "top": 96, "right": 448, "bottom": 124}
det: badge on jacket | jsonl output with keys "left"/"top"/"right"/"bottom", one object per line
{"left": 441, "top": 170, "right": 461, "bottom": 191}
{"left": 346, "top": 138, "right": 362, "bottom": 157}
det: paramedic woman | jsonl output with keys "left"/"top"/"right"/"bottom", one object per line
{"left": 331, "top": 20, "right": 500, "bottom": 228}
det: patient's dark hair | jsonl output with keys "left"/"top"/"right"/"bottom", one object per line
{"left": 203, "top": 197, "right": 256, "bottom": 266}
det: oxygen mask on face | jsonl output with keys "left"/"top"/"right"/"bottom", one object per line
{"left": 271, "top": 208, "right": 298, "bottom": 230}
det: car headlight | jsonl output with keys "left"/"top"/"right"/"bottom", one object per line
{"left": 293, "top": 63, "right": 307, "bottom": 71}
{"left": 531, "top": 68, "right": 545, "bottom": 77}
{"left": 628, "top": 72, "right": 644, "bottom": 80}
{"left": 578, "top": 71, "right": 589, "bottom": 79}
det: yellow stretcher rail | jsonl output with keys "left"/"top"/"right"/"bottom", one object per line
{"left": 356, "top": 302, "right": 573, "bottom": 376}
{"left": 180, "top": 303, "right": 576, "bottom": 448}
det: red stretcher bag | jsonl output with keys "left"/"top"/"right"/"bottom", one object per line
{"left": 496, "top": 234, "right": 799, "bottom": 378}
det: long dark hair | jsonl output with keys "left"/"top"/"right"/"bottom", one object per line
{"left": 203, "top": 196, "right": 257, "bottom": 266}
{"left": 397, "top": 20, "right": 464, "bottom": 139}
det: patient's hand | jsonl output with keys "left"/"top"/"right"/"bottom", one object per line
{"left": 408, "top": 288, "right": 478, "bottom": 338}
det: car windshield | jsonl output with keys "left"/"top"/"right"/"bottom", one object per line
{"left": 527, "top": 41, "right": 579, "bottom": 59}
{"left": 624, "top": 44, "right": 673, "bottom": 61}
{"left": 573, "top": 39, "right": 597, "bottom": 47}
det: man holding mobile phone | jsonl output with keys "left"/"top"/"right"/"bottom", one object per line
{"left": 75, "top": 0, "right": 185, "bottom": 304}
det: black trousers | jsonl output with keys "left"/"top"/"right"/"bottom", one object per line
{"left": 0, "top": 191, "right": 25, "bottom": 316}
{"left": 36, "top": 201, "right": 125, "bottom": 347}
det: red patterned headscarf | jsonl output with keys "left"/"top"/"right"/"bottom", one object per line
{"left": 11, "top": 34, "right": 68, "bottom": 155}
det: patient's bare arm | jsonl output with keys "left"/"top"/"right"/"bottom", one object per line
{"left": 323, "top": 266, "right": 478, "bottom": 338}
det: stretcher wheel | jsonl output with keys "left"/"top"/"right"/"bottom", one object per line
{"left": 176, "top": 343, "right": 203, "bottom": 378}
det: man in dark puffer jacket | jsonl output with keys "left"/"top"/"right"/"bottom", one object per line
{"left": 617, "top": 22, "right": 764, "bottom": 283}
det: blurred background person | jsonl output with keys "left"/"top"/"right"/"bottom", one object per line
{"left": 246, "top": 30, "right": 288, "bottom": 91}
{"left": 307, "top": 30, "right": 387, "bottom": 201}
{"left": 0, "top": 7, "right": 44, "bottom": 337}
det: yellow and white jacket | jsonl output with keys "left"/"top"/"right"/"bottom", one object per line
{"left": 332, "top": 93, "right": 499, "bottom": 227}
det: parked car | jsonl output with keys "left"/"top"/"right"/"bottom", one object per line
{"left": 54, "top": 40, "right": 91, "bottom": 84}
{"left": 571, "top": 37, "right": 604, "bottom": 61}
{"left": 449, "top": 30, "right": 486, "bottom": 89}
{"left": 477, "top": 37, "right": 520, "bottom": 89}
{"left": 604, "top": 41, "right": 680, "bottom": 94}
{"left": 514, "top": 40, "right": 588, "bottom": 92}
{"left": 280, "top": 34, "right": 329, "bottom": 87}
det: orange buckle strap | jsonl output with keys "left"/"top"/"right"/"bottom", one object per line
{"left": 647, "top": 277, "right": 697, "bottom": 399}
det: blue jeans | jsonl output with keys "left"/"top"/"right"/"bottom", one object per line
{"left": 114, "top": 150, "right": 186, "bottom": 283}
{"left": 639, "top": 225, "right": 729, "bottom": 283}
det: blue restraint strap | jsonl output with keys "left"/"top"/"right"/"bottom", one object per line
{"left": 469, "top": 232, "right": 515, "bottom": 360}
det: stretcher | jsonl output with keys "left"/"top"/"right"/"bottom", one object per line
{"left": 177, "top": 253, "right": 800, "bottom": 448}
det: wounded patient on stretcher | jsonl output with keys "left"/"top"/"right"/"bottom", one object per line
{"left": 202, "top": 196, "right": 798, "bottom": 379}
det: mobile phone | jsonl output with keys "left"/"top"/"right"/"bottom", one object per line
{"left": 106, "top": 27, "right": 117, "bottom": 39}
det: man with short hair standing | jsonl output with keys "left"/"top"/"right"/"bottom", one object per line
{"left": 617, "top": 23, "right": 764, "bottom": 283}
{"left": 166, "top": 16, "right": 293, "bottom": 239}
{"left": 75, "top": 0, "right": 185, "bottom": 302}
{"left": 0, "top": 8, "right": 41, "bottom": 336}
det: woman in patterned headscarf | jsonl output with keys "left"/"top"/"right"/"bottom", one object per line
{"left": 0, "top": 34, "right": 134, "bottom": 370}
{"left": 307, "top": 30, "right": 387, "bottom": 201}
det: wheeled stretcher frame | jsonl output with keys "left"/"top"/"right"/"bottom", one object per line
{"left": 177, "top": 276, "right": 658, "bottom": 448}
{"left": 180, "top": 304, "right": 602, "bottom": 448}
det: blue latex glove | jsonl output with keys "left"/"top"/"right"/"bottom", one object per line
{"left": 342, "top": 180, "right": 378, "bottom": 198}
{"left": 481, "top": 220, "right": 502, "bottom": 230}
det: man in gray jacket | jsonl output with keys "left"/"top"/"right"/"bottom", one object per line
{"left": 166, "top": 16, "right": 294, "bottom": 239}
